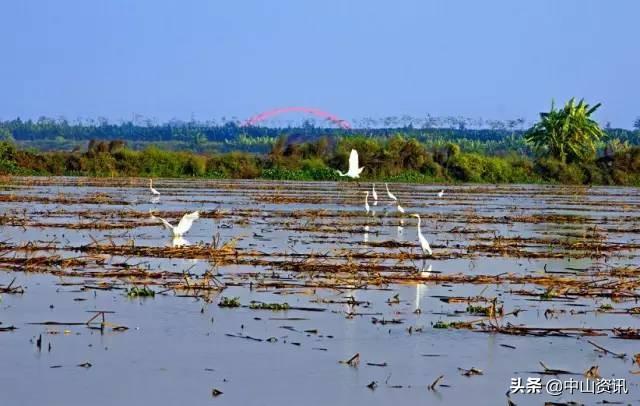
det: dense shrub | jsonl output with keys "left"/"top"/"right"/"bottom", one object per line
{"left": 1, "top": 139, "right": 640, "bottom": 186}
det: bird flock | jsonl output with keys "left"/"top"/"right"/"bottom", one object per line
{"left": 146, "top": 148, "right": 444, "bottom": 268}
{"left": 335, "top": 149, "right": 441, "bottom": 260}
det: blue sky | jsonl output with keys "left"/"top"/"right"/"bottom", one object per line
{"left": 1, "top": 0, "right": 638, "bottom": 127}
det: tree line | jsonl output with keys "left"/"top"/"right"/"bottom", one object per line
{"left": 1, "top": 100, "right": 639, "bottom": 185}
{"left": 2, "top": 114, "right": 639, "bottom": 156}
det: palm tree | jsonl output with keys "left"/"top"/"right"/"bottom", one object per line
{"left": 525, "top": 98, "right": 605, "bottom": 163}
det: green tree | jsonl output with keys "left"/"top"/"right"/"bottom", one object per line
{"left": 525, "top": 98, "right": 605, "bottom": 163}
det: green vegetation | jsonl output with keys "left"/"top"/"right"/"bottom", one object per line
{"left": 525, "top": 98, "right": 605, "bottom": 163}
{"left": 1, "top": 101, "right": 639, "bottom": 185}
{"left": 432, "top": 320, "right": 472, "bottom": 329}
{"left": 1, "top": 132, "right": 640, "bottom": 185}
{"left": 218, "top": 296, "right": 241, "bottom": 308}
{"left": 125, "top": 286, "right": 156, "bottom": 298}
{"left": 432, "top": 320, "right": 451, "bottom": 329}
{"left": 465, "top": 304, "right": 491, "bottom": 316}
{"left": 3, "top": 113, "right": 639, "bottom": 155}
{"left": 248, "top": 301, "right": 291, "bottom": 311}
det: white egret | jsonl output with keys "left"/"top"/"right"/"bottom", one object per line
{"left": 151, "top": 210, "right": 200, "bottom": 238}
{"left": 364, "top": 191, "right": 370, "bottom": 214}
{"left": 410, "top": 214, "right": 432, "bottom": 256}
{"left": 385, "top": 183, "right": 398, "bottom": 201}
{"left": 371, "top": 184, "right": 378, "bottom": 205}
{"left": 437, "top": 190, "right": 444, "bottom": 198}
{"left": 149, "top": 179, "right": 160, "bottom": 196}
{"left": 336, "top": 149, "right": 364, "bottom": 179}
{"left": 397, "top": 202, "right": 405, "bottom": 226}
{"left": 171, "top": 236, "right": 190, "bottom": 247}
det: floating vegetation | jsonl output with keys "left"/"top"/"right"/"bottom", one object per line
{"left": 432, "top": 320, "right": 473, "bottom": 329}
{"left": 465, "top": 305, "right": 491, "bottom": 316}
{"left": 126, "top": 286, "right": 156, "bottom": 298}
{"left": 248, "top": 301, "right": 290, "bottom": 311}
{"left": 218, "top": 296, "right": 241, "bottom": 308}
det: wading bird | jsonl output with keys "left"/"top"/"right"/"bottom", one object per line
{"left": 337, "top": 149, "right": 364, "bottom": 179}
{"left": 410, "top": 214, "right": 432, "bottom": 256}
{"left": 171, "top": 236, "right": 190, "bottom": 247}
{"left": 149, "top": 179, "right": 160, "bottom": 196}
{"left": 437, "top": 190, "right": 444, "bottom": 198}
{"left": 397, "top": 202, "right": 406, "bottom": 225}
{"left": 364, "top": 191, "right": 370, "bottom": 214}
{"left": 150, "top": 210, "right": 200, "bottom": 238}
{"left": 372, "top": 184, "right": 378, "bottom": 205}
{"left": 385, "top": 183, "right": 397, "bottom": 201}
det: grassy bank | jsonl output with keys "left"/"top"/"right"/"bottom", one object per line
{"left": 1, "top": 136, "right": 639, "bottom": 185}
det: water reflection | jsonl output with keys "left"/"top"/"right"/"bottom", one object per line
{"left": 420, "top": 264, "right": 433, "bottom": 278}
{"left": 415, "top": 283, "right": 427, "bottom": 311}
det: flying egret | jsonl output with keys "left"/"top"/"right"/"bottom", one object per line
{"left": 437, "top": 190, "right": 444, "bottom": 198}
{"left": 410, "top": 214, "right": 432, "bottom": 256}
{"left": 385, "top": 183, "right": 398, "bottom": 201}
{"left": 364, "top": 191, "right": 370, "bottom": 214}
{"left": 151, "top": 210, "right": 200, "bottom": 238}
{"left": 336, "top": 149, "right": 364, "bottom": 179}
{"left": 149, "top": 179, "right": 160, "bottom": 196}
{"left": 371, "top": 184, "right": 378, "bottom": 205}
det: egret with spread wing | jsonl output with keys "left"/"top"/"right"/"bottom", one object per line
{"left": 337, "top": 149, "right": 364, "bottom": 179}
{"left": 151, "top": 210, "right": 200, "bottom": 238}
{"left": 171, "top": 236, "right": 190, "bottom": 247}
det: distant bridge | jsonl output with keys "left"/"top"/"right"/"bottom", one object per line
{"left": 243, "top": 107, "right": 352, "bottom": 129}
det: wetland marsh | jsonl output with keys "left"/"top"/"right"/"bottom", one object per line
{"left": 1, "top": 177, "right": 640, "bottom": 405}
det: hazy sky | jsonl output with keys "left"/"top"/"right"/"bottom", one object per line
{"left": 1, "top": 1, "right": 638, "bottom": 127}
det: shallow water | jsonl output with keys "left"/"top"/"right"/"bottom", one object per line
{"left": 1, "top": 178, "right": 640, "bottom": 405}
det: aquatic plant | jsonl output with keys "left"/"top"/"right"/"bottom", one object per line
{"left": 218, "top": 296, "right": 241, "bottom": 308}
{"left": 248, "top": 301, "right": 290, "bottom": 311}
{"left": 126, "top": 286, "right": 155, "bottom": 298}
